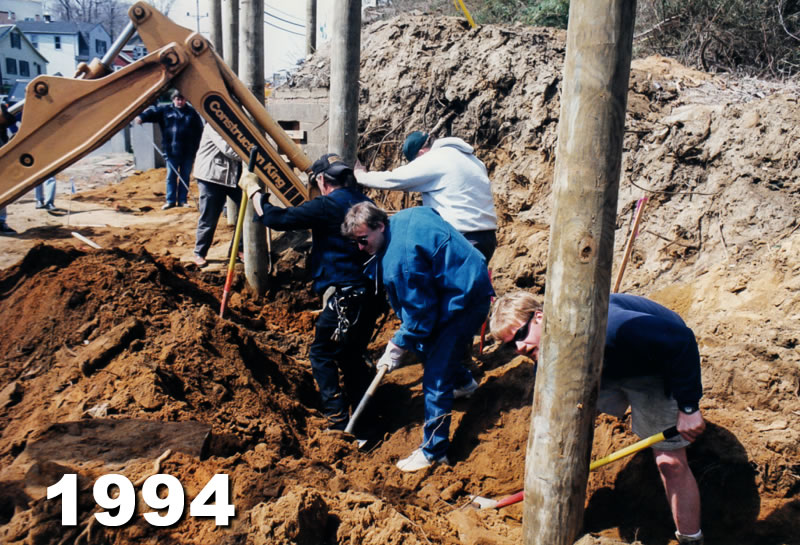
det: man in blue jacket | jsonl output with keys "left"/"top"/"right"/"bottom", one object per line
{"left": 490, "top": 291, "right": 706, "bottom": 545}
{"left": 135, "top": 90, "right": 204, "bottom": 209}
{"left": 341, "top": 202, "right": 494, "bottom": 472}
{"left": 238, "top": 154, "right": 382, "bottom": 436}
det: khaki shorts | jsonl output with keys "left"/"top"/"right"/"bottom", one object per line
{"left": 597, "top": 375, "right": 688, "bottom": 451}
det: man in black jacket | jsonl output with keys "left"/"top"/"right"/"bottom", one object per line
{"left": 239, "top": 154, "right": 383, "bottom": 436}
{"left": 491, "top": 292, "right": 706, "bottom": 545}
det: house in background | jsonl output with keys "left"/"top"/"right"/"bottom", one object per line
{"left": 0, "top": 25, "right": 47, "bottom": 91}
{"left": 0, "top": 0, "right": 44, "bottom": 24}
{"left": 15, "top": 20, "right": 110, "bottom": 77}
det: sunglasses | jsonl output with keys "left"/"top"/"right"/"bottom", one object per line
{"left": 352, "top": 235, "right": 369, "bottom": 247}
{"left": 511, "top": 314, "right": 534, "bottom": 344}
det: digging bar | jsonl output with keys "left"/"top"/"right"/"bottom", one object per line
{"left": 220, "top": 146, "right": 257, "bottom": 318}
{"left": 469, "top": 425, "right": 679, "bottom": 509}
{"left": 344, "top": 365, "right": 388, "bottom": 435}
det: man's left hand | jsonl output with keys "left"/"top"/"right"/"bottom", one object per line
{"left": 238, "top": 171, "right": 263, "bottom": 199}
{"left": 677, "top": 410, "right": 706, "bottom": 443}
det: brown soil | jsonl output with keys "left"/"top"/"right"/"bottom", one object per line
{"left": 1, "top": 15, "right": 799, "bottom": 545}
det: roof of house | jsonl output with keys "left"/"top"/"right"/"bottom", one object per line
{"left": 0, "top": 24, "right": 49, "bottom": 63}
{"left": 15, "top": 20, "right": 108, "bottom": 37}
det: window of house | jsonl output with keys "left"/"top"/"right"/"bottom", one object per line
{"left": 6, "top": 58, "right": 17, "bottom": 75}
{"left": 10, "top": 32, "right": 21, "bottom": 49}
{"left": 30, "top": 35, "right": 38, "bottom": 49}
{"left": 95, "top": 39, "right": 107, "bottom": 55}
{"left": 54, "top": 36, "right": 61, "bottom": 49}
{"left": 19, "top": 60, "right": 29, "bottom": 77}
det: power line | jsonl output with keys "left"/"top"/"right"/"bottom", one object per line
{"left": 265, "top": 3, "right": 304, "bottom": 23}
{"left": 265, "top": 19, "right": 305, "bottom": 37}
{"left": 264, "top": 10, "right": 305, "bottom": 28}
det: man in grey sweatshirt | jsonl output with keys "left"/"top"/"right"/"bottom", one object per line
{"left": 355, "top": 131, "right": 498, "bottom": 262}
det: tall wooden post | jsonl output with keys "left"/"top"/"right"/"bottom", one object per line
{"left": 208, "top": 0, "right": 222, "bottom": 54}
{"left": 306, "top": 0, "right": 317, "bottom": 55}
{"left": 328, "top": 0, "right": 360, "bottom": 163}
{"left": 239, "top": 0, "right": 269, "bottom": 296}
{"left": 522, "top": 1, "right": 636, "bottom": 544}
{"left": 222, "top": 0, "right": 240, "bottom": 225}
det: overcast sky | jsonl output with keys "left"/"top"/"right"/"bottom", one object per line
{"left": 170, "top": 0, "right": 334, "bottom": 79}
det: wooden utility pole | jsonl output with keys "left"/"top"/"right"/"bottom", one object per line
{"left": 523, "top": 1, "right": 636, "bottom": 544}
{"left": 306, "top": 0, "right": 317, "bottom": 55}
{"left": 328, "top": 0, "right": 361, "bottom": 163}
{"left": 221, "top": 0, "right": 240, "bottom": 225}
{"left": 208, "top": 0, "right": 222, "bottom": 54}
{"left": 239, "top": 0, "right": 269, "bottom": 296}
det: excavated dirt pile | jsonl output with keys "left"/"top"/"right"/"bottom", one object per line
{"left": 1, "top": 14, "right": 799, "bottom": 545}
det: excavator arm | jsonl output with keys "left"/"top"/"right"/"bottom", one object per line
{"left": 0, "top": 1, "right": 311, "bottom": 210}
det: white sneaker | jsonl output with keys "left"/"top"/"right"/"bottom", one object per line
{"left": 453, "top": 378, "right": 479, "bottom": 399}
{"left": 396, "top": 448, "right": 449, "bottom": 472}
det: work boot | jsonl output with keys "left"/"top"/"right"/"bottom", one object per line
{"left": 454, "top": 378, "right": 479, "bottom": 399}
{"left": 396, "top": 448, "right": 449, "bottom": 472}
{"left": 193, "top": 254, "right": 208, "bottom": 267}
{"left": 675, "top": 531, "right": 704, "bottom": 544}
{"left": 162, "top": 202, "right": 176, "bottom": 210}
{"left": 0, "top": 222, "right": 17, "bottom": 235}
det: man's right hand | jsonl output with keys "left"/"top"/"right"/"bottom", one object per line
{"left": 238, "top": 171, "right": 263, "bottom": 200}
{"left": 377, "top": 341, "right": 407, "bottom": 373}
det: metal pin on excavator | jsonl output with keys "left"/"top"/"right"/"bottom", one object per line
{"left": 0, "top": 1, "right": 311, "bottom": 212}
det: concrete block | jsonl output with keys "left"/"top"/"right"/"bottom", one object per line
{"left": 130, "top": 122, "right": 165, "bottom": 170}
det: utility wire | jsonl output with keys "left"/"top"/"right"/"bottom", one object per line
{"left": 265, "top": 19, "right": 306, "bottom": 36}
{"left": 265, "top": 4, "right": 304, "bottom": 23}
{"left": 264, "top": 10, "right": 305, "bottom": 28}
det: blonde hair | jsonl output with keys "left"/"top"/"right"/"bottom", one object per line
{"left": 490, "top": 291, "right": 543, "bottom": 340}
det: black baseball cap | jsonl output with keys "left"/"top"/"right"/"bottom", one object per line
{"left": 311, "top": 153, "right": 353, "bottom": 179}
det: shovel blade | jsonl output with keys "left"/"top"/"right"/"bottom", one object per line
{"left": 467, "top": 494, "right": 499, "bottom": 509}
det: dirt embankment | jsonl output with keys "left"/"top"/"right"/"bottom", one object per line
{"left": 1, "top": 14, "right": 799, "bottom": 545}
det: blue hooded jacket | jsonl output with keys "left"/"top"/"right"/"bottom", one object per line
{"left": 368, "top": 207, "right": 493, "bottom": 354}
{"left": 605, "top": 293, "right": 703, "bottom": 409}
{"left": 255, "top": 187, "right": 373, "bottom": 294}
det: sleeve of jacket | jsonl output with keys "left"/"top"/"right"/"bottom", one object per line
{"left": 207, "top": 126, "right": 240, "bottom": 160}
{"left": 356, "top": 153, "right": 443, "bottom": 191}
{"left": 617, "top": 315, "right": 703, "bottom": 407}
{"left": 137, "top": 105, "right": 163, "bottom": 124}
{"left": 388, "top": 254, "right": 440, "bottom": 352}
{"left": 253, "top": 195, "right": 329, "bottom": 231}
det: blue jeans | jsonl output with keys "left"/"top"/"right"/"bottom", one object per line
{"left": 165, "top": 156, "right": 194, "bottom": 205}
{"left": 420, "top": 297, "right": 491, "bottom": 460}
{"left": 35, "top": 177, "right": 56, "bottom": 207}
{"left": 194, "top": 180, "right": 242, "bottom": 257}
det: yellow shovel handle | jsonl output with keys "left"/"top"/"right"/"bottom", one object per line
{"left": 589, "top": 426, "right": 679, "bottom": 471}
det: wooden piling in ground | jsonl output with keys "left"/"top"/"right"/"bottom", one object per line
{"left": 523, "top": 1, "right": 637, "bottom": 544}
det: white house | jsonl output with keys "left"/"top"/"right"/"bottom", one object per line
{"left": 15, "top": 20, "right": 111, "bottom": 77}
{"left": 0, "top": 24, "right": 47, "bottom": 89}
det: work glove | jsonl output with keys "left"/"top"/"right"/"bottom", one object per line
{"left": 377, "top": 341, "right": 407, "bottom": 373}
{"left": 238, "top": 170, "right": 263, "bottom": 199}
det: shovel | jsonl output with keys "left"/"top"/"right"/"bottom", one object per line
{"left": 468, "top": 425, "right": 679, "bottom": 509}
{"left": 220, "top": 146, "right": 257, "bottom": 318}
{"left": 344, "top": 365, "right": 388, "bottom": 435}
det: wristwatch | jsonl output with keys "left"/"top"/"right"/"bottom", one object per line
{"left": 679, "top": 404, "right": 699, "bottom": 415}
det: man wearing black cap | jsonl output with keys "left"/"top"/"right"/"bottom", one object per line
{"left": 355, "top": 131, "right": 498, "bottom": 262}
{"left": 135, "top": 89, "right": 204, "bottom": 209}
{"left": 238, "top": 154, "right": 384, "bottom": 438}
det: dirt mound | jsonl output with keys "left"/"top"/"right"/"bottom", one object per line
{"left": 1, "top": 13, "right": 799, "bottom": 545}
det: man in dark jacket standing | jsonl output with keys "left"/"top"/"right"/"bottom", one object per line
{"left": 135, "top": 90, "right": 204, "bottom": 209}
{"left": 490, "top": 291, "right": 706, "bottom": 545}
{"left": 238, "top": 154, "right": 382, "bottom": 436}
